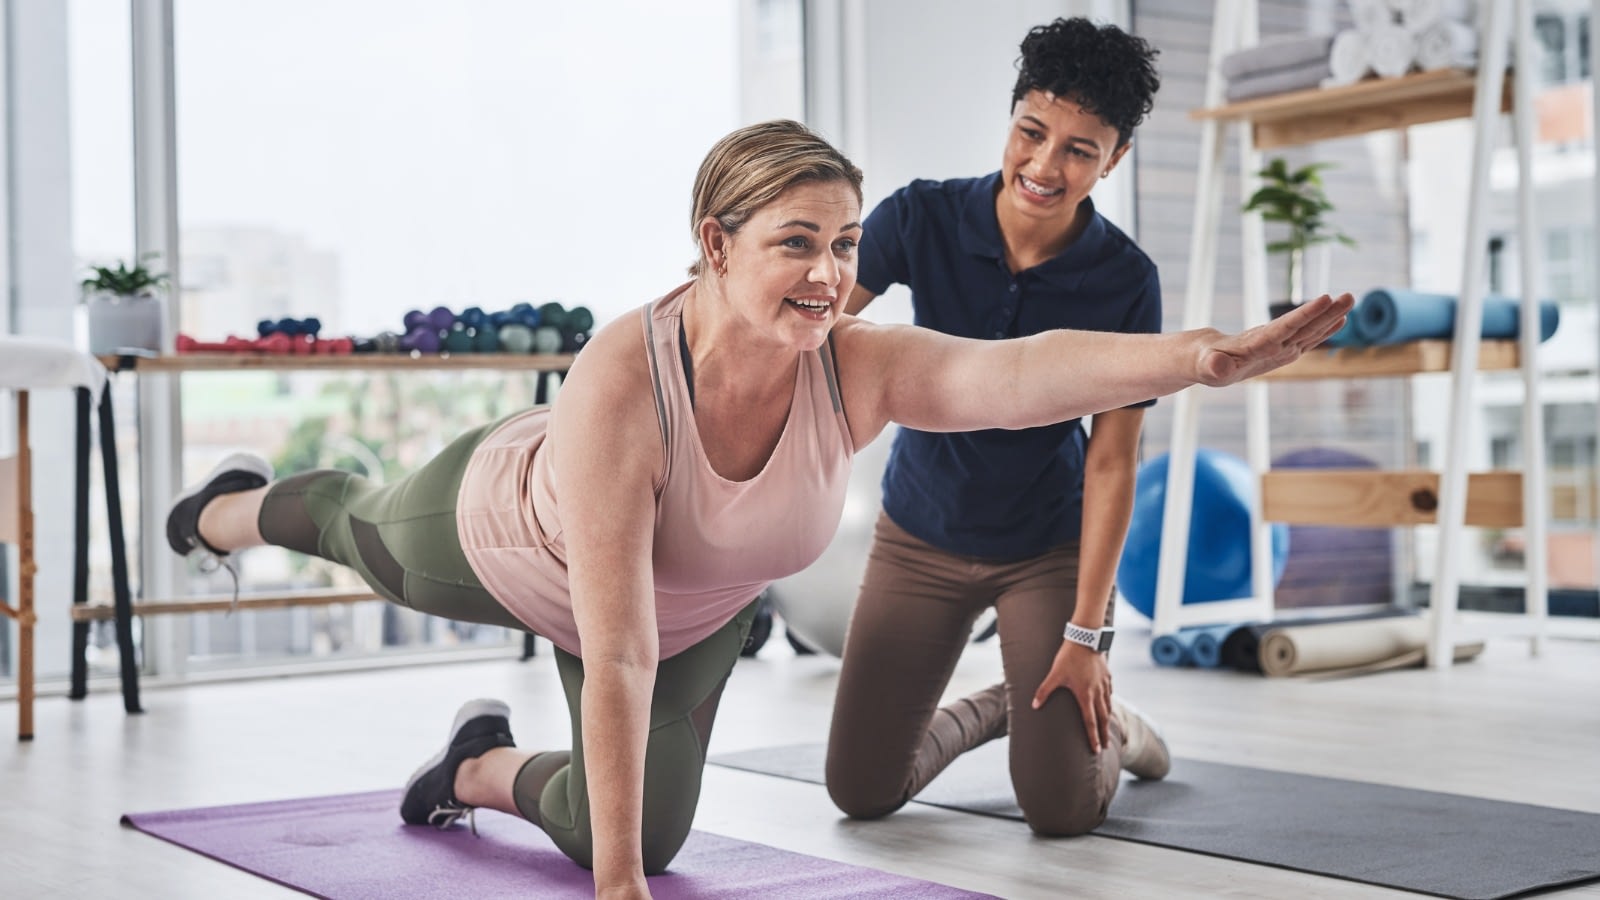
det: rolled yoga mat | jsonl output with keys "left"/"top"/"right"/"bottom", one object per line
{"left": 1354, "top": 289, "right": 1560, "bottom": 346}
{"left": 1150, "top": 631, "right": 1195, "bottom": 666}
{"left": 1257, "top": 614, "right": 1484, "bottom": 677}
{"left": 1151, "top": 624, "right": 1236, "bottom": 668}
{"left": 1220, "top": 608, "right": 1417, "bottom": 673}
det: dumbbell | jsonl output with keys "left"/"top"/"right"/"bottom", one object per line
{"left": 312, "top": 337, "right": 354, "bottom": 355}
{"left": 472, "top": 325, "right": 501, "bottom": 353}
{"left": 364, "top": 331, "right": 401, "bottom": 354}
{"left": 537, "top": 302, "right": 568, "bottom": 332}
{"left": 532, "top": 326, "right": 563, "bottom": 354}
{"left": 457, "top": 306, "right": 488, "bottom": 330}
{"left": 400, "top": 326, "right": 442, "bottom": 354}
{"left": 256, "top": 333, "right": 294, "bottom": 354}
{"left": 176, "top": 334, "right": 254, "bottom": 353}
{"left": 498, "top": 323, "right": 535, "bottom": 354}
{"left": 565, "top": 306, "right": 594, "bottom": 334}
{"left": 257, "top": 317, "right": 324, "bottom": 338}
{"left": 442, "top": 324, "right": 475, "bottom": 354}
{"left": 508, "top": 302, "right": 541, "bottom": 328}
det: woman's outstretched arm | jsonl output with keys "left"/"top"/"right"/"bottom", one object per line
{"left": 833, "top": 293, "right": 1354, "bottom": 448}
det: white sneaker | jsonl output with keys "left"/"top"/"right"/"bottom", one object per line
{"left": 1112, "top": 696, "right": 1171, "bottom": 780}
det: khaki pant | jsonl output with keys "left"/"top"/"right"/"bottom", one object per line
{"left": 825, "top": 512, "right": 1122, "bottom": 835}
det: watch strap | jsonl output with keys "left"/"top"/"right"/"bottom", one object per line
{"left": 1064, "top": 623, "right": 1114, "bottom": 653}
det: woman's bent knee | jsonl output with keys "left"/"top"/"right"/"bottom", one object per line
{"left": 1020, "top": 796, "right": 1108, "bottom": 837}
{"left": 640, "top": 828, "right": 693, "bottom": 876}
{"left": 826, "top": 781, "right": 909, "bottom": 820}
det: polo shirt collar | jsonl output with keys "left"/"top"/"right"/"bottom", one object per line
{"left": 958, "top": 171, "right": 1106, "bottom": 287}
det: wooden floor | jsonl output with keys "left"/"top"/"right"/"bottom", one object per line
{"left": 4, "top": 626, "right": 1599, "bottom": 899}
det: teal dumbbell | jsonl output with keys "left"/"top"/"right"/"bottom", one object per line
{"left": 498, "top": 323, "right": 535, "bottom": 354}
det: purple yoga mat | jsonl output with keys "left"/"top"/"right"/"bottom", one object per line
{"left": 123, "top": 789, "right": 996, "bottom": 900}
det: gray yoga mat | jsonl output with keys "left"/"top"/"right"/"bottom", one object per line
{"left": 711, "top": 741, "right": 1600, "bottom": 900}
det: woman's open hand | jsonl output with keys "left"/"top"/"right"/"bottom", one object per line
{"left": 1194, "top": 293, "right": 1355, "bottom": 387}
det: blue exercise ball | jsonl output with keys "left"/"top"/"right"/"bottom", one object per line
{"left": 1116, "top": 449, "right": 1289, "bottom": 621}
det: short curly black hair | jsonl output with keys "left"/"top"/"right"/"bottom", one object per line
{"left": 1012, "top": 18, "right": 1161, "bottom": 147}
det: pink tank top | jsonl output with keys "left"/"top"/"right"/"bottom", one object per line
{"left": 455, "top": 284, "right": 854, "bottom": 658}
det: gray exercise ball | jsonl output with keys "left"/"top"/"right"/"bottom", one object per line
{"left": 768, "top": 425, "right": 895, "bottom": 657}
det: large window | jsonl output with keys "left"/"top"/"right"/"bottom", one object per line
{"left": 63, "top": 1, "right": 810, "bottom": 678}
{"left": 162, "top": 1, "right": 748, "bottom": 670}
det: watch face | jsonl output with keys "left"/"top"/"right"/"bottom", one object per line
{"left": 1098, "top": 629, "right": 1115, "bottom": 652}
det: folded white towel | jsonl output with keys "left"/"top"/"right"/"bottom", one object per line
{"left": 1393, "top": 0, "right": 1474, "bottom": 34}
{"left": 1369, "top": 22, "right": 1416, "bottom": 77}
{"left": 1414, "top": 18, "right": 1477, "bottom": 70}
{"left": 1226, "top": 57, "right": 1335, "bottom": 102}
{"left": 1220, "top": 33, "right": 1336, "bottom": 80}
{"left": 1327, "top": 28, "right": 1373, "bottom": 85}
{"left": 1348, "top": 0, "right": 1394, "bottom": 34}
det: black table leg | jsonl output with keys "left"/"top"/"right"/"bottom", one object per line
{"left": 69, "top": 388, "right": 91, "bottom": 700}
{"left": 98, "top": 388, "right": 141, "bottom": 714}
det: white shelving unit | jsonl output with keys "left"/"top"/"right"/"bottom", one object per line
{"left": 1152, "top": 0, "right": 1549, "bottom": 669}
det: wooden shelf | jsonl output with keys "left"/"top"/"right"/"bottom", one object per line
{"left": 102, "top": 352, "right": 576, "bottom": 373}
{"left": 1261, "top": 469, "right": 1523, "bottom": 527}
{"left": 1190, "top": 68, "right": 1513, "bottom": 150}
{"left": 1262, "top": 339, "right": 1519, "bottom": 380}
{"left": 70, "top": 588, "right": 383, "bottom": 622}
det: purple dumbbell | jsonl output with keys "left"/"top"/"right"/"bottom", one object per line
{"left": 427, "top": 306, "right": 455, "bottom": 332}
{"left": 400, "top": 326, "right": 442, "bottom": 354}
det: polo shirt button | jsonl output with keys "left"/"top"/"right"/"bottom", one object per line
{"left": 1008, "top": 283, "right": 1018, "bottom": 292}
{"left": 993, "top": 330, "right": 1006, "bottom": 338}
{"left": 1000, "top": 307, "right": 1012, "bottom": 316}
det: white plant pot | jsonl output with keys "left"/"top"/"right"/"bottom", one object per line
{"left": 77, "top": 290, "right": 163, "bottom": 354}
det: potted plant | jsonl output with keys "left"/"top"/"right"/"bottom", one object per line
{"left": 78, "top": 253, "right": 167, "bottom": 354}
{"left": 1242, "top": 158, "right": 1356, "bottom": 313}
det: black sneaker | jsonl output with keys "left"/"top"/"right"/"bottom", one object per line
{"left": 165, "top": 451, "right": 274, "bottom": 558}
{"left": 401, "top": 699, "right": 517, "bottom": 832}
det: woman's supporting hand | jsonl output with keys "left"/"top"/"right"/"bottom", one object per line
{"left": 1031, "top": 642, "right": 1114, "bottom": 753}
{"left": 1193, "top": 292, "right": 1356, "bottom": 387}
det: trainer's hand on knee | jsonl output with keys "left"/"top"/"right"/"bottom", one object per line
{"left": 1031, "top": 642, "right": 1114, "bottom": 754}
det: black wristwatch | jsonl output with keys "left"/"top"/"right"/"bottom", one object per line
{"left": 1064, "top": 622, "right": 1114, "bottom": 653}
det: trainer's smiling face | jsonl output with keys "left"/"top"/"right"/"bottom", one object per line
{"left": 999, "top": 89, "right": 1129, "bottom": 231}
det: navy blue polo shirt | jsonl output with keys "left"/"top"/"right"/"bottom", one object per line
{"left": 858, "top": 172, "right": 1162, "bottom": 560}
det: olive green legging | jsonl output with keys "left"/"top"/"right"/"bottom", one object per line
{"left": 256, "top": 419, "right": 757, "bottom": 874}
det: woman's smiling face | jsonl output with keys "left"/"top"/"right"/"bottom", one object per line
{"left": 715, "top": 179, "right": 862, "bottom": 351}
{"left": 998, "top": 89, "right": 1128, "bottom": 230}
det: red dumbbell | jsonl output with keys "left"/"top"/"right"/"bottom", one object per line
{"left": 177, "top": 334, "right": 256, "bottom": 353}
{"left": 312, "top": 337, "right": 354, "bottom": 355}
{"left": 255, "top": 333, "right": 294, "bottom": 354}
